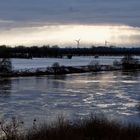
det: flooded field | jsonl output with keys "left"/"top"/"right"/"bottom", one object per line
{"left": 11, "top": 56, "right": 126, "bottom": 70}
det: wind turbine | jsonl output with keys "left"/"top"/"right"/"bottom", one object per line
{"left": 75, "top": 39, "right": 80, "bottom": 48}
{"left": 105, "top": 40, "right": 109, "bottom": 47}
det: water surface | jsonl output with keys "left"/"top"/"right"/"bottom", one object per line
{"left": 11, "top": 56, "right": 129, "bottom": 70}
{"left": 0, "top": 71, "right": 140, "bottom": 125}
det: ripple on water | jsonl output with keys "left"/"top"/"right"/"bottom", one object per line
{"left": 0, "top": 70, "right": 140, "bottom": 125}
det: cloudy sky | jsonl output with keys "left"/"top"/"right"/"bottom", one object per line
{"left": 0, "top": 0, "right": 140, "bottom": 47}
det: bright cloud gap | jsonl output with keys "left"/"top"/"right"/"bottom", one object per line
{"left": 0, "top": 24, "right": 140, "bottom": 47}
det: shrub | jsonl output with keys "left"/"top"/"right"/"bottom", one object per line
{"left": 0, "top": 117, "right": 24, "bottom": 140}
{"left": 0, "top": 58, "right": 12, "bottom": 73}
{"left": 52, "top": 62, "right": 60, "bottom": 68}
{"left": 88, "top": 60, "right": 100, "bottom": 71}
{"left": 0, "top": 116, "right": 140, "bottom": 140}
{"left": 51, "top": 62, "right": 60, "bottom": 74}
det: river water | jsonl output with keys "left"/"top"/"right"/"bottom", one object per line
{"left": 0, "top": 70, "right": 140, "bottom": 125}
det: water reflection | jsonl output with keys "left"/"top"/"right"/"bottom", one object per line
{"left": 46, "top": 75, "right": 67, "bottom": 89}
{"left": 121, "top": 70, "right": 140, "bottom": 79}
{"left": 0, "top": 78, "right": 11, "bottom": 97}
{"left": 51, "top": 75, "right": 67, "bottom": 80}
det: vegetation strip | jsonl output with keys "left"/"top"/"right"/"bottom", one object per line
{"left": 0, "top": 116, "right": 140, "bottom": 140}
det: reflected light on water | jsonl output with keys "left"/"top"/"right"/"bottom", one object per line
{"left": 91, "top": 72, "right": 116, "bottom": 89}
{"left": 0, "top": 24, "right": 140, "bottom": 46}
{"left": 0, "top": 71, "right": 139, "bottom": 124}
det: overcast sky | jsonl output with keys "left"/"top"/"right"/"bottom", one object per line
{"left": 0, "top": 0, "right": 140, "bottom": 27}
{"left": 0, "top": 0, "right": 140, "bottom": 46}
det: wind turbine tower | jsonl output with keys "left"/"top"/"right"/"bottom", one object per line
{"left": 75, "top": 39, "right": 80, "bottom": 48}
{"left": 105, "top": 40, "right": 109, "bottom": 47}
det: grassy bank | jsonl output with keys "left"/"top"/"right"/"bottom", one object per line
{"left": 0, "top": 116, "right": 140, "bottom": 140}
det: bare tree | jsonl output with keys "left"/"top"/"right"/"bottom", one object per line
{"left": 0, "top": 58, "right": 12, "bottom": 73}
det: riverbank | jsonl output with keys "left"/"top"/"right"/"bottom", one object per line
{"left": 0, "top": 65, "right": 122, "bottom": 77}
{"left": 0, "top": 116, "right": 140, "bottom": 140}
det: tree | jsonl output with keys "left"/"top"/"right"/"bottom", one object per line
{"left": 121, "top": 55, "right": 139, "bottom": 69}
{"left": 88, "top": 60, "right": 100, "bottom": 71}
{"left": 52, "top": 62, "right": 60, "bottom": 74}
{"left": 0, "top": 58, "right": 12, "bottom": 73}
{"left": 113, "top": 60, "right": 121, "bottom": 66}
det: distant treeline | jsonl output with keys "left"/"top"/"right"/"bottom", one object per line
{"left": 0, "top": 45, "right": 140, "bottom": 58}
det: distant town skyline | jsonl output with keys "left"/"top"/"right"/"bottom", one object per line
{"left": 0, "top": 0, "right": 140, "bottom": 47}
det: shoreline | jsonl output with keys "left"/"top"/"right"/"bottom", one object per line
{"left": 0, "top": 65, "right": 124, "bottom": 77}
{"left": 1, "top": 62, "right": 140, "bottom": 78}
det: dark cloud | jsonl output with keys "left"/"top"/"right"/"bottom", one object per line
{"left": 0, "top": 0, "right": 139, "bottom": 28}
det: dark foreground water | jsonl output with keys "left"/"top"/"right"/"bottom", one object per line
{"left": 0, "top": 71, "right": 140, "bottom": 125}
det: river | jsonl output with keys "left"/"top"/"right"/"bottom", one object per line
{"left": 0, "top": 70, "right": 140, "bottom": 125}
